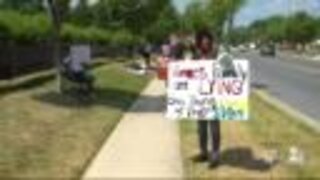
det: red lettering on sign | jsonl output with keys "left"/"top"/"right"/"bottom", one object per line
{"left": 174, "top": 67, "right": 208, "bottom": 79}
{"left": 217, "top": 79, "right": 244, "bottom": 95}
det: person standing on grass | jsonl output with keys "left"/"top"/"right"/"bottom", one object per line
{"left": 193, "top": 29, "right": 221, "bottom": 169}
{"left": 157, "top": 42, "right": 172, "bottom": 83}
{"left": 183, "top": 36, "right": 196, "bottom": 60}
{"left": 140, "top": 42, "right": 152, "bottom": 69}
{"left": 169, "top": 33, "right": 184, "bottom": 60}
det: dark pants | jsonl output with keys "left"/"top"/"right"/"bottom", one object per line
{"left": 65, "top": 71, "right": 94, "bottom": 92}
{"left": 197, "top": 120, "right": 221, "bottom": 158}
{"left": 73, "top": 71, "right": 93, "bottom": 84}
{"left": 142, "top": 53, "right": 151, "bottom": 68}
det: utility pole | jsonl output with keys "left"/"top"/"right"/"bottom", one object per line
{"left": 224, "top": 10, "right": 233, "bottom": 53}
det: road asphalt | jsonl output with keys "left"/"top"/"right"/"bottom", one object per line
{"left": 240, "top": 50, "right": 320, "bottom": 123}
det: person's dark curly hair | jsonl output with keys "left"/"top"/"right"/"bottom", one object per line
{"left": 195, "top": 29, "right": 215, "bottom": 50}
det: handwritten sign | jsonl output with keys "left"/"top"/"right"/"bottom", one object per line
{"left": 166, "top": 59, "right": 249, "bottom": 121}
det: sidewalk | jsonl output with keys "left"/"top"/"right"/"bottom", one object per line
{"left": 82, "top": 79, "right": 183, "bottom": 179}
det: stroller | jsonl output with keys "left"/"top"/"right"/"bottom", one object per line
{"left": 60, "top": 55, "right": 95, "bottom": 97}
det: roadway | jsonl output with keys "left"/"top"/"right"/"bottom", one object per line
{"left": 239, "top": 50, "right": 320, "bottom": 122}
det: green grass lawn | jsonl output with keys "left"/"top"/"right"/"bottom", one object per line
{"left": 0, "top": 63, "right": 150, "bottom": 179}
{"left": 248, "top": 92, "right": 320, "bottom": 179}
{"left": 180, "top": 92, "right": 320, "bottom": 179}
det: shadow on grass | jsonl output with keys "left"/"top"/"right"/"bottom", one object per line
{"left": 0, "top": 74, "right": 54, "bottom": 96}
{"left": 32, "top": 87, "right": 166, "bottom": 113}
{"left": 219, "top": 147, "right": 275, "bottom": 172}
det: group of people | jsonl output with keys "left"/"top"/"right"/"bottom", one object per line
{"left": 62, "top": 30, "right": 223, "bottom": 168}
{"left": 157, "top": 29, "right": 222, "bottom": 169}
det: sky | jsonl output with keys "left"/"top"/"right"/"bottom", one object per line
{"left": 234, "top": 0, "right": 320, "bottom": 26}
{"left": 172, "top": 0, "right": 320, "bottom": 27}
{"left": 70, "top": 0, "right": 98, "bottom": 8}
{"left": 172, "top": 0, "right": 194, "bottom": 14}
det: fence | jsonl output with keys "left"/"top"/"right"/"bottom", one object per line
{"left": 0, "top": 41, "right": 133, "bottom": 80}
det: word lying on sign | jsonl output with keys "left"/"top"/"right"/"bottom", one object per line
{"left": 166, "top": 60, "right": 249, "bottom": 121}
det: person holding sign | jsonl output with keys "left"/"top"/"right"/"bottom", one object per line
{"left": 193, "top": 30, "right": 221, "bottom": 169}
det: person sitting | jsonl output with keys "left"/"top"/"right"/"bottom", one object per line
{"left": 62, "top": 55, "right": 94, "bottom": 94}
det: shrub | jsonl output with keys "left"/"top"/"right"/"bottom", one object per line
{"left": 0, "top": 10, "right": 142, "bottom": 46}
{"left": 61, "top": 24, "right": 141, "bottom": 46}
{"left": 0, "top": 10, "right": 51, "bottom": 42}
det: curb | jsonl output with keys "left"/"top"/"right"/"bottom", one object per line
{"left": 253, "top": 90, "right": 320, "bottom": 133}
{"left": 279, "top": 51, "right": 320, "bottom": 63}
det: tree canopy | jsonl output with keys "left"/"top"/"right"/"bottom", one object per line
{"left": 182, "top": 0, "right": 247, "bottom": 37}
{"left": 230, "top": 12, "right": 319, "bottom": 45}
{"left": 67, "top": 0, "right": 180, "bottom": 42}
{"left": 0, "top": 0, "right": 181, "bottom": 44}
{"left": 0, "top": 0, "right": 43, "bottom": 13}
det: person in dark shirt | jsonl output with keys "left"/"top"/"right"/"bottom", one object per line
{"left": 193, "top": 29, "right": 221, "bottom": 169}
{"left": 139, "top": 43, "right": 152, "bottom": 69}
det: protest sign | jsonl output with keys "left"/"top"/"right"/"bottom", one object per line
{"left": 166, "top": 59, "right": 249, "bottom": 121}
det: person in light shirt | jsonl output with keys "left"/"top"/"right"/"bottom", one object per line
{"left": 63, "top": 52, "right": 94, "bottom": 92}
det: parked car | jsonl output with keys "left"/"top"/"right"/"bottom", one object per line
{"left": 260, "top": 43, "right": 276, "bottom": 56}
{"left": 249, "top": 42, "right": 256, "bottom": 49}
{"left": 238, "top": 44, "right": 248, "bottom": 52}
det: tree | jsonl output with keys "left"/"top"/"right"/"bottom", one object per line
{"left": 81, "top": 0, "right": 178, "bottom": 42}
{"left": 0, "top": 0, "right": 43, "bottom": 13}
{"left": 183, "top": 1, "right": 209, "bottom": 32}
{"left": 228, "top": 27, "right": 249, "bottom": 45}
{"left": 317, "top": 18, "right": 320, "bottom": 38}
{"left": 285, "top": 12, "right": 317, "bottom": 45}
{"left": 182, "top": 0, "right": 246, "bottom": 43}
{"left": 252, "top": 16, "right": 287, "bottom": 42}
{"left": 144, "top": 3, "right": 180, "bottom": 42}
{"left": 207, "top": 0, "right": 247, "bottom": 37}
{"left": 46, "top": 0, "right": 71, "bottom": 90}
{"left": 68, "top": 0, "right": 93, "bottom": 25}
{"left": 242, "top": 11, "right": 318, "bottom": 49}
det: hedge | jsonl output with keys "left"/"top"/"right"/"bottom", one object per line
{"left": 0, "top": 10, "right": 142, "bottom": 46}
{"left": 0, "top": 10, "right": 52, "bottom": 42}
